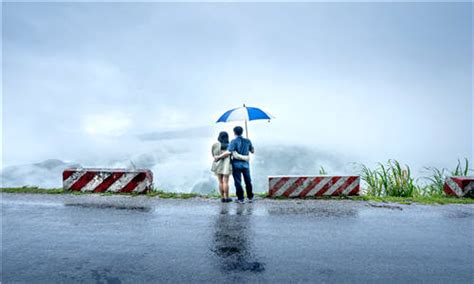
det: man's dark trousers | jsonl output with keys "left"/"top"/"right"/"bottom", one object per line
{"left": 232, "top": 166, "right": 253, "bottom": 201}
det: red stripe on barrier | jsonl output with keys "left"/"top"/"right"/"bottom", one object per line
{"left": 443, "top": 183, "right": 457, "bottom": 196}
{"left": 348, "top": 183, "right": 360, "bottom": 195}
{"left": 69, "top": 171, "right": 97, "bottom": 191}
{"left": 93, "top": 172, "right": 125, "bottom": 193}
{"left": 298, "top": 177, "right": 324, "bottom": 197}
{"left": 269, "top": 177, "right": 290, "bottom": 197}
{"left": 120, "top": 173, "right": 146, "bottom": 193}
{"left": 63, "top": 170, "right": 74, "bottom": 180}
{"left": 283, "top": 177, "right": 308, "bottom": 197}
{"left": 453, "top": 178, "right": 463, "bottom": 188}
{"left": 316, "top": 176, "right": 341, "bottom": 196}
{"left": 331, "top": 176, "right": 357, "bottom": 196}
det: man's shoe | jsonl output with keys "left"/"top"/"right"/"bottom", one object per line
{"left": 247, "top": 198, "right": 253, "bottom": 203}
{"left": 236, "top": 199, "right": 245, "bottom": 204}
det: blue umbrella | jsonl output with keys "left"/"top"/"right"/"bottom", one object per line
{"left": 216, "top": 104, "right": 273, "bottom": 138}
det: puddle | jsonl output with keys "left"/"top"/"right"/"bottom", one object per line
{"left": 210, "top": 206, "right": 265, "bottom": 273}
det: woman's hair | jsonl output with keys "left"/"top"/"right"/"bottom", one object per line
{"left": 217, "top": 131, "right": 229, "bottom": 150}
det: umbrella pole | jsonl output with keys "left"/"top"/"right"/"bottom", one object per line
{"left": 245, "top": 120, "right": 249, "bottom": 138}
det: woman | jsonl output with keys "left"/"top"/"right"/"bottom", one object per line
{"left": 211, "top": 132, "right": 249, "bottom": 203}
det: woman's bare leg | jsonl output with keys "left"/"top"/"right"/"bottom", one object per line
{"left": 217, "top": 174, "right": 224, "bottom": 198}
{"left": 222, "top": 175, "right": 230, "bottom": 199}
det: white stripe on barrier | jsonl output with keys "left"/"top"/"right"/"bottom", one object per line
{"left": 133, "top": 180, "right": 149, "bottom": 193}
{"left": 269, "top": 177, "right": 281, "bottom": 190}
{"left": 82, "top": 172, "right": 111, "bottom": 192}
{"left": 63, "top": 171, "right": 86, "bottom": 190}
{"left": 324, "top": 177, "right": 348, "bottom": 196}
{"left": 342, "top": 178, "right": 359, "bottom": 195}
{"left": 446, "top": 177, "right": 463, "bottom": 196}
{"left": 307, "top": 177, "right": 331, "bottom": 196}
{"left": 274, "top": 177, "right": 296, "bottom": 197}
{"left": 289, "top": 178, "right": 313, "bottom": 197}
{"left": 107, "top": 173, "right": 138, "bottom": 192}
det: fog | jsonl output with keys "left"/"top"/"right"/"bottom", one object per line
{"left": 2, "top": 2, "right": 472, "bottom": 192}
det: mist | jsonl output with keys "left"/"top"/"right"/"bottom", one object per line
{"left": 2, "top": 2, "right": 472, "bottom": 191}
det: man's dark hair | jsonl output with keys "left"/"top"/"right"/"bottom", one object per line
{"left": 233, "top": 126, "right": 244, "bottom": 136}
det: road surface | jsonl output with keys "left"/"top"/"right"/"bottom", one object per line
{"left": 1, "top": 193, "right": 473, "bottom": 283}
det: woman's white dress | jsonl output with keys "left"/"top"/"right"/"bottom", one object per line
{"left": 211, "top": 142, "right": 232, "bottom": 175}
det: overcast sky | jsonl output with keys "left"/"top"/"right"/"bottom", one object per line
{"left": 2, "top": 2, "right": 473, "bottom": 189}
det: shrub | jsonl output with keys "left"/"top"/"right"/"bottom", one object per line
{"left": 421, "top": 158, "right": 473, "bottom": 196}
{"left": 360, "top": 160, "right": 419, "bottom": 197}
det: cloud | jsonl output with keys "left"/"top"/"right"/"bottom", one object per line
{"left": 1, "top": 159, "right": 81, "bottom": 188}
{"left": 138, "top": 126, "right": 213, "bottom": 141}
{"left": 2, "top": 2, "right": 472, "bottom": 190}
{"left": 82, "top": 112, "right": 132, "bottom": 137}
{"left": 0, "top": 140, "right": 349, "bottom": 193}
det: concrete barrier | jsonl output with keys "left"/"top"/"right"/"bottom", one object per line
{"left": 63, "top": 168, "right": 153, "bottom": 194}
{"left": 268, "top": 176, "right": 360, "bottom": 198}
{"left": 444, "top": 176, "right": 474, "bottom": 197}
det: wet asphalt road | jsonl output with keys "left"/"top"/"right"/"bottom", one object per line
{"left": 1, "top": 193, "right": 473, "bottom": 283}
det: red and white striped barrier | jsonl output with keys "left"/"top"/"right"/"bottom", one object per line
{"left": 443, "top": 176, "right": 474, "bottom": 197}
{"left": 268, "top": 176, "right": 360, "bottom": 198}
{"left": 63, "top": 168, "right": 153, "bottom": 194}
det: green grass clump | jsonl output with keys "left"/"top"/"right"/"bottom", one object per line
{"left": 146, "top": 190, "right": 200, "bottom": 199}
{"left": 352, "top": 195, "right": 474, "bottom": 205}
{"left": 420, "top": 158, "right": 473, "bottom": 197}
{"left": 361, "top": 160, "right": 418, "bottom": 197}
{"left": 361, "top": 158, "right": 473, "bottom": 198}
{"left": 421, "top": 167, "right": 446, "bottom": 196}
{"left": 319, "top": 166, "right": 328, "bottom": 175}
{"left": 0, "top": 186, "right": 64, "bottom": 194}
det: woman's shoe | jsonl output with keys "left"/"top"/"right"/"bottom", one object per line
{"left": 221, "top": 198, "right": 226, "bottom": 203}
{"left": 225, "top": 198, "right": 232, "bottom": 203}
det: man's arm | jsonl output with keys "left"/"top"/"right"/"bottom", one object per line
{"left": 215, "top": 140, "right": 235, "bottom": 161}
{"left": 249, "top": 140, "right": 255, "bottom": 154}
{"left": 215, "top": 150, "right": 231, "bottom": 161}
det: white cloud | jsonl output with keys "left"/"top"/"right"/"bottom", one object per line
{"left": 82, "top": 112, "right": 132, "bottom": 137}
{"left": 2, "top": 2, "right": 472, "bottom": 188}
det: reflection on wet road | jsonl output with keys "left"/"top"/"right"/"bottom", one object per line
{"left": 211, "top": 205, "right": 264, "bottom": 273}
{"left": 1, "top": 193, "right": 473, "bottom": 283}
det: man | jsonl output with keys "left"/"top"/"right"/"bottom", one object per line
{"left": 215, "top": 126, "right": 254, "bottom": 203}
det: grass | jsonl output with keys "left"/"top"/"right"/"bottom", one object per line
{"left": 319, "top": 166, "right": 328, "bottom": 175}
{"left": 1, "top": 187, "right": 473, "bottom": 205}
{"left": 360, "top": 158, "right": 473, "bottom": 198}
{"left": 352, "top": 195, "right": 474, "bottom": 205}
{"left": 146, "top": 190, "right": 201, "bottom": 199}
{"left": 420, "top": 158, "right": 473, "bottom": 196}
{"left": 0, "top": 186, "right": 65, "bottom": 194}
{"left": 1, "top": 158, "right": 473, "bottom": 205}
{"left": 0, "top": 187, "right": 215, "bottom": 199}
{"left": 360, "top": 160, "right": 417, "bottom": 197}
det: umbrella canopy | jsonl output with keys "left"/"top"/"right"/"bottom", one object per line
{"left": 216, "top": 105, "right": 273, "bottom": 138}
{"left": 216, "top": 105, "right": 272, "bottom": 123}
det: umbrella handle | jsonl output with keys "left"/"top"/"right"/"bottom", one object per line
{"left": 245, "top": 120, "right": 249, "bottom": 138}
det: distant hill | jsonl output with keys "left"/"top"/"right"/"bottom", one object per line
{"left": 0, "top": 144, "right": 345, "bottom": 192}
{"left": 1, "top": 159, "right": 81, "bottom": 188}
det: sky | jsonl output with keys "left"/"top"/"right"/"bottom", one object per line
{"left": 2, "top": 2, "right": 473, "bottom": 191}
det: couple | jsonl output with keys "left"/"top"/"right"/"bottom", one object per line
{"left": 212, "top": 126, "right": 254, "bottom": 204}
